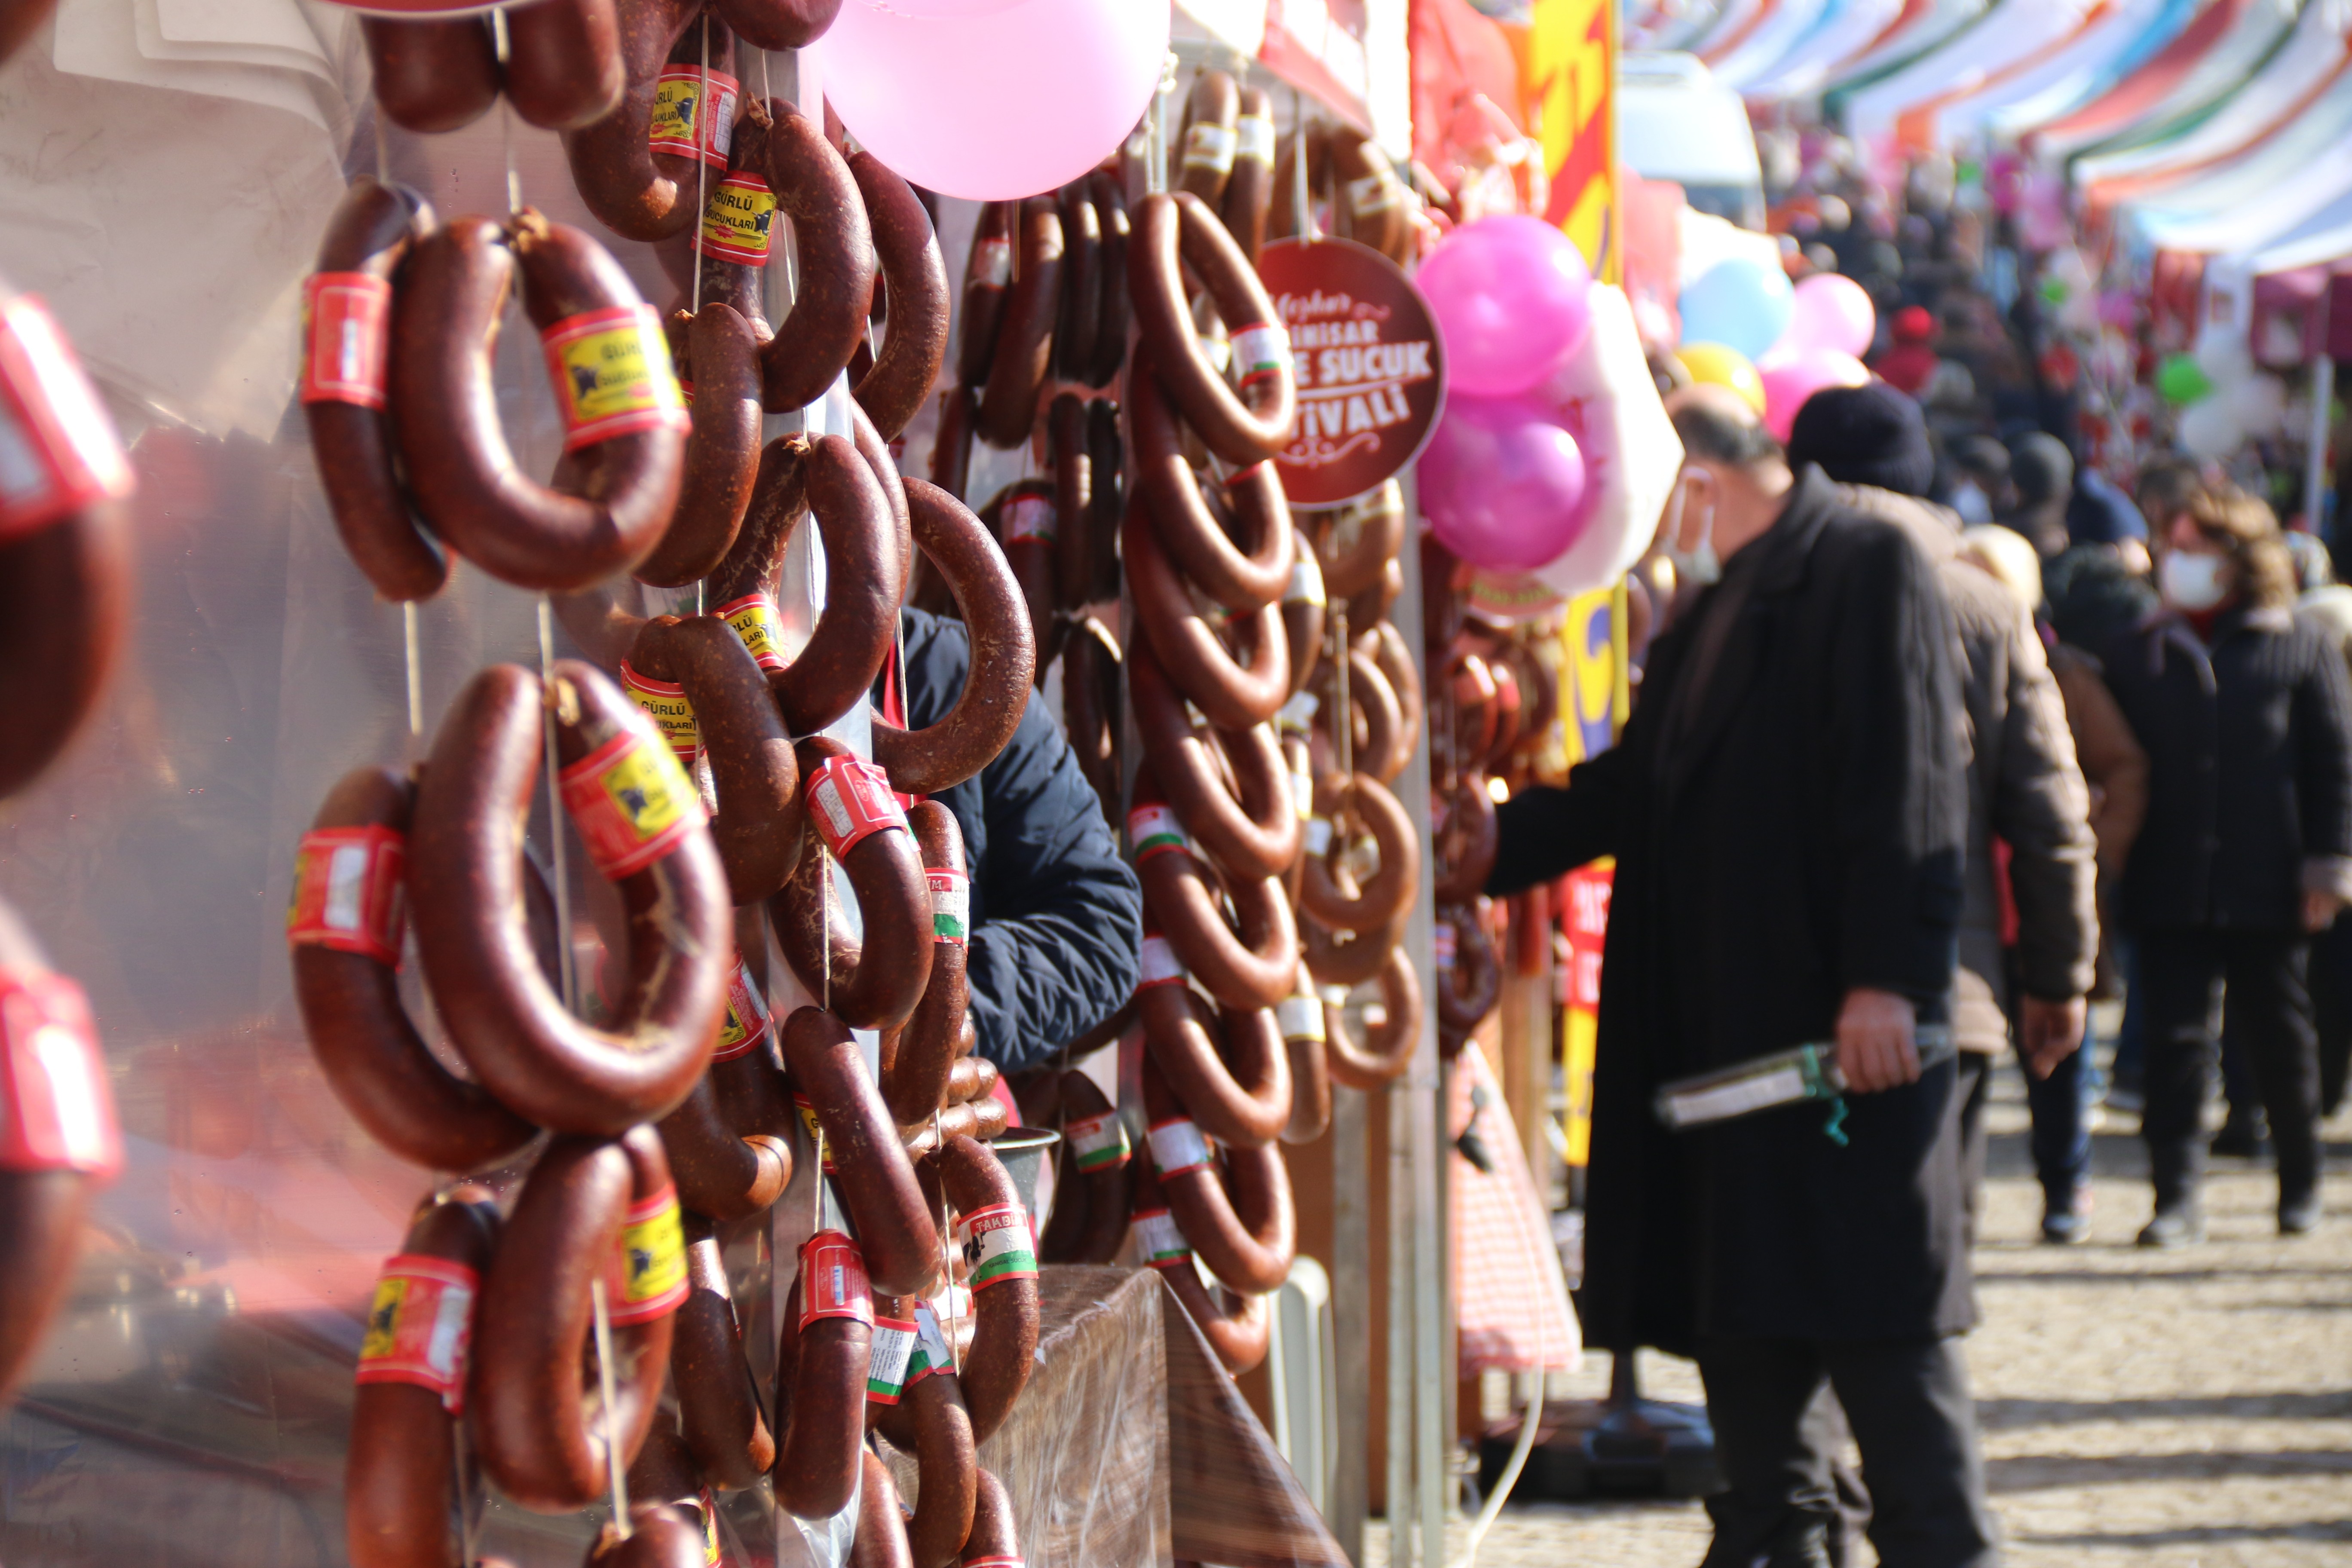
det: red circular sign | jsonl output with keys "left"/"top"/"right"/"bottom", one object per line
{"left": 1255, "top": 236, "right": 1447, "bottom": 510}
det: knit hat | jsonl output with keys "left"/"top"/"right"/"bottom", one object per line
{"left": 1784, "top": 381, "right": 1936, "bottom": 499}
{"left": 1893, "top": 305, "right": 1934, "bottom": 343}
{"left": 2009, "top": 432, "right": 2075, "bottom": 507}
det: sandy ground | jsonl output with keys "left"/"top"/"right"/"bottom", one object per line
{"left": 1368, "top": 1060, "right": 2352, "bottom": 1567}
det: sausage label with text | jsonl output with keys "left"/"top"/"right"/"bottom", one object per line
{"left": 540, "top": 303, "right": 689, "bottom": 451}
{"left": 356, "top": 1254, "right": 478, "bottom": 1411}
{"left": 285, "top": 824, "right": 406, "bottom": 966}
{"left": 557, "top": 728, "right": 707, "bottom": 879}
{"left": 300, "top": 273, "right": 393, "bottom": 409}
{"left": 0, "top": 295, "right": 136, "bottom": 540}
{"left": 953, "top": 1202, "right": 1036, "bottom": 1291}
{"left": 0, "top": 969, "right": 121, "bottom": 1178}
{"left": 648, "top": 67, "right": 739, "bottom": 168}
{"left": 603, "top": 1183, "right": 690, "bottom": 1325}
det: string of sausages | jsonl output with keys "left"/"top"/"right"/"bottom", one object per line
{"left": 298, "top": 12, "right": 1039, "bottom": 1563}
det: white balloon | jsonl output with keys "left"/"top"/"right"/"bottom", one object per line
{"left": 2177, "top": 397, "right": 2245, "bottom": 460}
{"left": 2228, "top": 372, "right": 2288, "bottom": 437}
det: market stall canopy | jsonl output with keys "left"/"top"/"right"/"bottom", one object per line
{"left": 1706, "top": 0, "right": 1828, "bottom": 89}
{"left": 2075, "top": 0, "right": 2352, "bottom": 201}
{"left": 1842, "top": 0, "right": 2103, "bottom": 151}
{"left": 2024, "top": 0, "right": 2282, "bottom": 162}
{"left": 1974, "top": 0, "right": 2203, "bottom": 143}
{"left": 1819, "top": 0, "right": 1990, "bottom": 115}
{"left": 2113, "top": 62, "right": 2352, "bottom": 251}
{"left": 1633, "top": 0, "right": 1731, "bottom": 52}
{"left": 1723, "top": 0, "right": 1911, "bottom": 101}
{"left": 1689, "top": 0, "right": 1772, "bottom": 60}
{"left": 2213, "top": 178, "right": 2352, "bottom": 276}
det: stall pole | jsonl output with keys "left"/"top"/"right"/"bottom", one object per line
{"left": 1331, "top": 1081, "right": 1371, "bottom": 1565}
{"left": 1386, "top": 1081, "right": 1415, "bottom": 1568}
{"left": 2305, "top": 296, "right": 2334, "bottom": 536}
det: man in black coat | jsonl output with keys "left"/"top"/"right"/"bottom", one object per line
{"left": 890, "top": 606, "right": 1141, "bottom": 1071}
{"left": 1491, "top": 389, "right": 1987, "bottom": 1567}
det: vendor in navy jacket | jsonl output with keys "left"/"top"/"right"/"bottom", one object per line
{"left": 885, "top": 606, "right": 1141, "bottom": 1071}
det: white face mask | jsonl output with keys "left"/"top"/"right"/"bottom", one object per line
{"left": 1660, "top": 468, "right": 1722, "bottom": 587}
{"left": 2160, "top": 550, "right": 2230, "bottom": 612}
{"left": 1951, "top": 480, "right": 1992, "bottom": 525}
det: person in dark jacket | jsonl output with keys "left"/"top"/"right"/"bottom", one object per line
{"left": 1492, "top": 388, "right": 1987, "bottom": 1568}
{"left": 2099, "top": 487, "right": 2352, "bottom": 1244}
{"left": 890, "top": 606, "right": 1141, "bottom": 1070}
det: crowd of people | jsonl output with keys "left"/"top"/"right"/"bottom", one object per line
{"left": 1499, "top": 140, "right": 2351, "bottom": 1566}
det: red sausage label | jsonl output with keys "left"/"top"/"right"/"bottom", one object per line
{"left": 539, "top": 304, "right": 689, "bottom": 453}
{"left": 557, "top": 729, "right": 707, "bottom": 880}
{"left": 798, "top": 1231, "right": 875, "bottom": 1329}
{"left": 619, "top": 660, "right": 700, "bottom": 764}
{"left": 952, "top": 1201, "right": 1036, "bottom": 1292}
{"left": 717, "top": 592, "right": 789, "bottom": 673}
{"left": 1147, "top": 1116, "right": 1214, "bottom": 1178}
{"left": 0, "top": 294, "right": 135, "bottom": 541}
{"left": 928, "top": 867, "right": 970, "bottom": 945}
{"left": 285, "top": 824, "right": 407, "bottom": 966}
{"left": 0, "top": 969, "right": 121, "bottom": 1179}
{"left": 605, "top": 1184, "right": 689, "bottom": 1325}
{"left": 1131, "top": 1207, "right": 1191, "bottom": 1268}
{"left": 806, "top": 754, "right": 908, "bottom": 860}
{"left": 300, "top": 272, "right": 392, "bottom": 410}
{"left": 648, "top": 65, "right": 739, "bottom": 170}
{"left": 357, "top": 1253, "right": 478, "bottom": 1412}
{"left": 710, "top": 957, "right": 770, "bottom": 1062}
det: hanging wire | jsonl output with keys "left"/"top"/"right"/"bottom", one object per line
{"left": 539, "top": 599, "right": 581, "bottom": 1014}
{"left": 491, "top": 9, "right": 523, "bottom": 215}
{"left": 590, "top": 1277, "right": 633, "bottom": 1538}
{"left": 403, "top": 601, "right": 424, "bottom": 741}
{"left": 692, "top": 15, "right": 711, "bottom": 313}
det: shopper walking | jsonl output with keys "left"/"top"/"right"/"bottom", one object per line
{"left": 2098, "top": 487, "right": 2352, "bottom": 1243}
{"left": 1492, "top": 387, "right": 1991, "bottom": 1568}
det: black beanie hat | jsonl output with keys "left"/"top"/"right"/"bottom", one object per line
{"left": 1785, "top": 381, "right": 1936, "bottom": 499}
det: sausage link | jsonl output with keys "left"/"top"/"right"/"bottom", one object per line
{"left": 1136, "top": 975, "right": 1289, "bottom": 1148}
{"left": 1300, "top": 772, "right": 1417, "bottom": 934}
{"left": 389, "top": 213, "right": 686, "bottom": 591}
{"left": 742, "top": 98, "right": 877, "bottom": 412}
{"left": 879, "top": 801, "right": 970, "bottom": 1126}
{"left": 655, "top": 1065, "right": 790, "bottom": 1220}
{"left": 1084, "top": 396, "right": 1123, "bottom": 599}
{"left": 781, "top": 1006, "right": 942, "bottom": 1297}
{"left": 926, "top": 1136, "right": 1038, "bottom": 1446}
{"left": 771, "top": 1237, "right": 872, "bottom": 1518}
{"left": 634, "top": 304, "right": 762, "bottom": 585}
{"left": 1126, "top": 192, "right": 1294, "bottom": 464}
{"left": 307, "top": 178, "right": 445, "bottom": 601}
{"left": 1045, "top": 1069, "right": 1130, "bottom": 1264}
{"left": 959, "top": 1468, "right": 1021, "bottom": 1566}
{"left": 1129, "top": 1164, "right": 1267, "bottom": 1374}
{"left": 1220, "top": 87, "right": 1275, "bottom": 265}
{"left": 1133, "top": 785, "right": 1298, "bottom": 1010}
{"left": 361, "top": 16, "right": 499, "bottom": 134}
{"left": 713, "top": 0, "right": 838, "bottom": 49}
{"left": 851, "top": 1449, "right": 916, "bottom": 1568}
{"left": 770, "top": 736, "right": 934, "bottom": 1033}
{"left": 1281, "top": 532, "right": 1325, "bottom": 701}
{"left": 1060, "top": 615, "right": 1121, "bottom": 826}
{"left": 1278, "top": 980, "right": 1331, "bottom": 1142}
{"left": 929, "top": 383, "right": 980, "bottom": 510}
{"left": 503, "top": 0, "right": 626, "bottom": 130}
{"left": 472, "top": 1128, "right": 682, "bottom": 1512}
{"left": 1128, "top": 638, "right": 1299, "bottom": 882}
{"left": 1314, "top": 481, "right": 1405, "bottom": 598}
{"left": 954, "top": 200, "right": 1013, "bottom": 390}
{"left": 1323, "top": 944, "right": 1421, "bottom": 1089}
{"left": 291, "top": 767, "right": 536, "bottom": 1171}
{"left": 1142, "top": 1056, "right": 1295, "bottom": 1294}
{"left": 879, "top": 1349, "right": 977, "bottom": 1568}
{"left": 1051, "top": 181, "right": 1100, "bottom": 384}
{"left": 974, "top": 198, "right": 1061, "bottom": 450}
{"left": 671, "top": 1216, "right": 776, "bottom": 1488}
{"left": 589, "top": 1506, "right": 707, "bottom": 1568}
{"left": 1347, "top": 552, "right": 1403, "bottom": 631}
{"left": 980, "top": 478, "right": 1057, "bottom": 674}
{"left": 1122, "top": 495, "right": 1288, "bottom": 729}
{"left": 1311, "top": 646, "right": 1407, "bottom": 786}
{"left": 410, "top": 662, "right": 729, "bottom": 1133}
{"left": 1174, "top": 68, "right": 1240, "bottom": 206}
{"left": 1361, "top": 618, "right": 1424, "bottom": 758}
{"left": 1435, "top": 900, "right": 1500, "bottom": 1041}
{"left": 1129, "top": 347, "right": 1293, "bottom": 612}
{"left": 631, "top": 614, "right": 802, "bottom": 903}
{"left": 1433, "top": 773, "right": 1498, "bottom": 905}
{"left": 1301, "top": 904, "right": 1403, "bottom": 989}
{"left": 943, "top": 1054, "right": 998, "bottom": 1106}
{"left": 1084, "top": 171, "right": 1131, "bottom": 391}
{"left": 850, "top": 398, "right": 916, "bottom": 601}
{"left": 347, "top": 1189, "right": 501, "bottom": 1568}
{"left": 561, "top": 0, "right": 717, "bottom": 242}
{"left": 1329, "top": 132, "right": 1412, "bottom": 265}
{"left": 847, "top": 151, "right": 950, "bottom": 441}
{"left": 1047, "top": 393, "right": 1091, "bottom": 610}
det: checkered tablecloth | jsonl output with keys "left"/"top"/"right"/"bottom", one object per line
{"left": 1450, "top": 1042, "right": 1582, "bottom": 1376}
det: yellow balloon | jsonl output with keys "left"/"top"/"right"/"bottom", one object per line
{"left": 1675, "top": 341, "right": 1767, "bottom": 415}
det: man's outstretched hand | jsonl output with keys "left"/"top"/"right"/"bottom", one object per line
{"left": 1836, "top": 987, "right": 1920, "bottom": 1094}
{"left": 2020, "top": 995, "right": 2087, "bottom": 1081}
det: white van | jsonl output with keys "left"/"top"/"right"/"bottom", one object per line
{"left": 1618, "top": 52, "right": 1767, "bottom": 230}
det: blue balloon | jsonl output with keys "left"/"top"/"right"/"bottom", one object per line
{"left": 1678, "top": 258, "right": 1796, "bottom": 363}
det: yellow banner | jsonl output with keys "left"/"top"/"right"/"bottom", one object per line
{"left": 1557, "top": 581, "right": 1628, "bottom": 767}
{"left": 1525, "top": 0, "right": 1618, "bottom": 285}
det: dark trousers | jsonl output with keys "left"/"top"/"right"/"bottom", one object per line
{"left": 2137, "top": 927, "right": 2322, "bottom": 1209}
{"left": 1957, "top": 1042, "right": 2092, "bottom": 1239}
{"left": 2310, "top": 915, "right": 2352, "bottom": 1116}
{"left": 1697, "top": 1336, "right": 1997, "bottom": 1568}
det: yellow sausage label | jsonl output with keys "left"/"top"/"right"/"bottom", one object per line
{"left": 605, "top": 1185, "right": 688, "bottom": 1326}
{"left": 539, "top": 304, "right": 687, "bottom": 453}
{"left": 356, "top": 1255, "right": 477, "bottom": 1412}
{"left": 698, "top": 174, "right": 777, "bottom": 266}
{"left": 717, "top": 592, "right": 789, "bottom": 673}
{"left": 649, "top": 65, "right": 739, "bottom": 169}
{"left": 556, "top": 729, "right": 704, "bottom": 880}
{"left": 619, "top": 660, "right": 698, "bottom": 763}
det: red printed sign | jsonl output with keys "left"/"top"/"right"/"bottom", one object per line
{"left": 0, "top": 969, "right": 120, "bottom": 1179}
{"left": 1254, "top": 237, "right": 1446, "bottom": 509}
{"left": 0, "top": 294, "right": 135, "bottom": 541}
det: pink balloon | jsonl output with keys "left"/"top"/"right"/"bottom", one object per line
{"left": 1417, "top": 395, "right": 1591, "bottom": 571}
{"left": 1758, "top": 349, "right": 1871, "bottom": 442}
{"left": 811, "top": 0, "right": 1168, "bottom": 201}
{"left": 1418, "top": 215, "right": 1594, "bottom": 398}
{"left": 1785, "top": 273, "right": 1876, "bottom": 359}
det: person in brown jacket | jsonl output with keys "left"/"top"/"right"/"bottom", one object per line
{"left": 1790, "top": 386, "right": 2102, "bottom": 1243}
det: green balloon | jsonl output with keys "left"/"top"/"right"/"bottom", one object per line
{"left": 2156, "top": 354, "right": 2213, "bottom": 405}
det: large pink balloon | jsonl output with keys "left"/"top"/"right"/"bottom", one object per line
{"left": 1417, "top": 395, "right": 1591, "bottom": 571}
{"left": 1758, "top": 349, "right": 1871, "bottom": 442}
{"left": 1418, "top": 216, "right": 1594, "bottom": 398}
{"left": 811, "top": 0, "right": 1167, "bottom": 201}
{"left": 1784, "top": 273, "right": 1876, "bottom": 359}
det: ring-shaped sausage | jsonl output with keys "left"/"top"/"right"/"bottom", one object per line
{"left": 1128, "top": 638, "right": 1299, "bottom": 883}
{"left": 870, "top": 479, "right": 1035, "bottom": 795}
{"left": 1281, "top": 534, "right": 1325, "bottom": 701}
{"left": 1137, "top": 977, "right": 1290, "bottom": 1149}
{"left": 503, "top": 0, "right": 627, "bottom": 130}
{"left": 672, "top": 1215, "right": 777, "bottom": 1488}
{"left": 1086, "top": 171, "right": 1131, "bottom": 392}
{"left": 1302, "top": 904, "right": 1405, "bottom": 989}
{"left": 953, "top": 201, "right": 1012, "bottom": 391}
{"left": 960, "top": 1468, "right": 1022, "bottom": 1568}
{"left": 635, "top": 303, "right": 763, "bottom": 586}
{"left": 389, "top": 212, "right": 686, "bottom": 592}
{"left": 1362, "top": 619, "right": 1423, "bottom": 751}
{"left": 852, "top": 1450, "right": 915, "bottom": 1568}
{"left": 1323, "top": 945, "right": 1421, "bottom": 1089}
{"left": 1348, "top": 554, "right": 1402, "bottom": 631}
{"left": 291, "top": 767, "right": 536, "bottom": 1172}
{"left": 1314, "top": 480, "right": 1406, "bottom": 599}
{"left": 1311, "top": 646, "right": 1408, "bottom": 786}
{"left": 1221, "top": 86, "right": 1276, "bottom": 265}
{"left": 1142, "top": 1056, "right": 1295, "bottom": 1295}
{"left": 306, "top": 178, "right": 446, "bottom": 602}
{"left": 1136, "top": 1161, "right": 1269, "bottom": 1372}
{"left": 1137, "top": 843, "right": 1299, "bottom": 1014}
{"left": 1433, "top": 774, "right": 1498, "bottom": 905}
{"left": 879, "top": 801, "right": 970, "bottom": 1127}
{"left": 629, "top": 614, "right": 802, "bottom": 903}
{"left": 713, "top": 0, "right": 838, "bottom": 50}
{"left": 655, "top": 1064, "right": 791, "bottom": 1222}
{"left": 1176, "top": 68, "right": 1240, "bottom": 206}
{"left": 1435, "top": 900, "right": 1501, "bottom": 1040}
{"left": 471, "top": 1127, "right": 681, "bottom": 1513}
{"left": 1048, "top": 392, "right": 1093, "bottom": 611}
{"left": 1126, "top": 191, "right": 1295, "bottom": 465}
{"left": 1130, "top": 348, "right": 1294, "bottom": 612}
{"left": 975, "top": 197, "right": 1062, "bottom": 450}
{"left": 346, "top": 1188, "right": 501, "bottom": 1568}
{"left": 592, "top": 1506, "right": 708, "bottom": 1568}
{"left": 780, "top": 1006, "right": 942, "bottom": 1298}
{"left": 741, "top": 98, "right": 877, "bottom": 413}
{"left": 772, "top": 1241, "right": 872, "bottom": 1519}
{"left": 926, "top": 1135, "right": 1038, "bottom": 1447}
{"left": 1037, "top": 1068, "right": 1131, "bottom": 1265}
{"left": 850, "top": 150, "right": 950, "bottom": 442}
{"left": 870, "top": 1330, "right": 977, "bottom": 1568}
{"left": 410, "top": 661, "right": 730, "bottom": 1134}
{"left": 981, "top": 478, "right": 1057, "bottom": 673}
{"left": 1052, "top": 179, "right": 1100, "bottom": 385}
{"left": 360, "top": 16, "right": 499, "bottom": 134}
{"left": 770, "top": 737, "right": 934, "bottom": 1035}
{"left": 1301, "top": 772, "right": 1417, "bottom": 935}
{"left": 560, "top": 0, "right": 717, "bottom": 243}
{"left": 1123, "top": 496, "right": 1289, "bottom": 730}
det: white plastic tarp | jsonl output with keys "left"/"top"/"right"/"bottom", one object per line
{"left": 1708, "top": 0, "right": 1830, "bottom": 89}
{"left": 1686, "top": 0, "right": 1769, "bottom": 58}
{"left": 2232, "top": 181, "right": 2352, "bottom": 276}
{"left": 1843, "top": 0, "right": 2103, "bottom": 149}
{"left": 1730, "top": 0, "right": 1908, "bottom": 100}
{"left": 2118, "top": 65, "right": 2352, "bottom": 251}
{"left": 2033, "top": 0, "right": 2299, "bottom": 165}
{"left": 1975, "top": 0, "right": 2199, "bottom": 142}
{"left": 1822, "top": 0, "right": 1988, "bottom": 93}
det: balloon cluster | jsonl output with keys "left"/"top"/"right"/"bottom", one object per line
{"left": 2156, "top": 337, "right": 2289, "bottom": 462}
{"left": 1673, "top": 259, "right": 1873, "bottom": 441}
